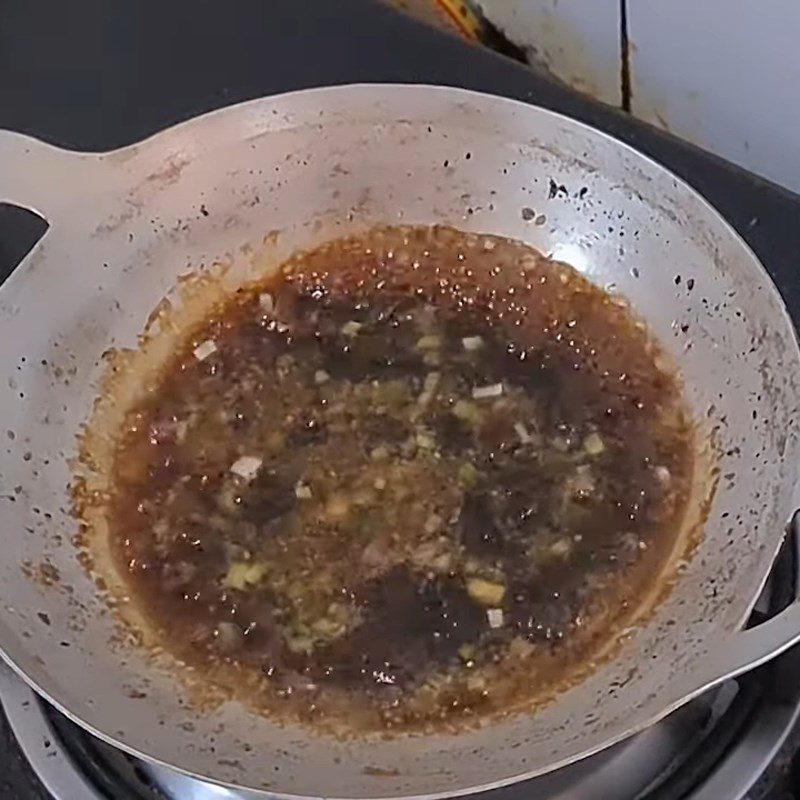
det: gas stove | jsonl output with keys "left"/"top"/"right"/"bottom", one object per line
{"left": 2, "top": 523, "right": 799, "bottom": 799}
{"left": 2, "top": 0, "right": 800, "bottom": 798}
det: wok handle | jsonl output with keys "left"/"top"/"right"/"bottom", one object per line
{"left": 0, "top": 130, "right": 102, "bottom": 221}
{"left": 697, "top": 512, "right": 800, "bottom": 688}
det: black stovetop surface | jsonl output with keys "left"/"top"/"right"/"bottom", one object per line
{"left": 1, "top": 1, "right": 800, "bottom": 797}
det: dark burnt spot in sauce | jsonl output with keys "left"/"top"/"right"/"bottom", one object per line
{"left": 106, "top": 225, "right": 693, "bottom": 733}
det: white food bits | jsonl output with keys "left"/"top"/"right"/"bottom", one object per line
{"left": 514, "top": 421, "right": 531, "bottom": 444}
{"left": 295, "top": 482, "right": 313, "bottom": 500}
{"left": 314, "top": 369, "right": 330, "bottom": 385}
{"left": 341, "top": 320, "right": 363, "bottom": 336}
{"left": 472, "top": 383, "right": 504, "bottom": 400}
{"left": 461, "top": 335, "right": 484, "bottom": 352}
{"left": 258, "top": 292, "right": 274, "bottom": 315}
{"left": 193, "top": 339, "right": 217, "bottom": 361}
{"left": 487, "top": 608, "right": 504, "bottom": 629}
{"left": 229, "top": 455, "right": 262, "bottom": 481}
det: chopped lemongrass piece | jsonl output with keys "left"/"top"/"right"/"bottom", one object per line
{"left": 458, "top": 643, "right": 476, "bottom": 662}
{"left": 258, "top": 292, "right": 274, "bottom": 314}
{"left": 458, "top": 462, "right": 479, "bottom": 486}
{"left": 467, "top": 578, "right": 506, "bottom": 606}
{"left": 514, "top": 421, "right": 532, "bottom": 444}
{"left": 229, "top": 455, "right": 262, "bottom": 481}
{"left": 424, "top": 513, "right": 442, "bottom": 535}
{"left": 341, "top": 320, "right": 362, "bottom": 336}
{"left": 325, "top": 494, "right": 350, "bottom": 520}
{"left": 453, "top": 399, "right": 479, "bottom": 422}
{"left": 462, "top": 335, "right": 484, "bottom": 352}
{"left": 417, "top": 371, "right": 440, "bottom": 407}
{"left": 416, "top": 334, "right": 442, "bottom": 351}
{"left": 472, "top": 383, "right": 503, "bottom": 400}
{"left": 487, "top": 608, "right": 504, "bottom": 628}
{"left": 583, "top": 432, "right": 605, "bottom": 456}
{"left": 314, "top": 369, "right": 330, "bottom": 384}
{"left": 193, "top": 339, "right": 217, "bottom": 361}
{"left": 370, "top": 445, "right": 389, "bottom": 461}
{"left": 222, "top": 561, "right": 267, "bottom": 590}
{"left": 548, "top": 537, "right": 573, "bottom": 558}
{"left": 416, "top": 431, "right": 436, "bottom": 450}
{"left": 295, "top": 483, "right": 313, "bottom": 500}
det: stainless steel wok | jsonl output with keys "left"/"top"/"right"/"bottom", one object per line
{"left": 1, "top": 84, "right": 800, "bottom": 799}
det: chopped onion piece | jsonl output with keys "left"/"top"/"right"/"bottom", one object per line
{"left": 370, "top": 445, "right": 389, "bottom": 461}
{"left": 314, "top": 369, "right": 330, "bottom": 384}
{"left": 259, "top": 292, "right": 274, "bottom": 314}
{"left": 472, "top": 383, "right": 503, "bottom": 399}
{"left": 487, "top": 608, "right": 504, "bottom": 628}
{"left": 514, "top": 421, "right": 531, "bottom": 444}
{"left": 193, "top": 339, "right": 217, "bottom": 361}
{"left": 295, "top": 483, "right": 313, "bottom": 500}
{"left": 341, "top": 320, "right": 362, "bottom": 336}
{"left": 462, "top": 335, "right": 484, "bottom": 352}
{"left": 229, "top": 455, "right": 262, "bottom": 481}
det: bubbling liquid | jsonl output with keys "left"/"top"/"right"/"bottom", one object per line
{"left": 107, "top": 225, "right": 694, "bottom": 733}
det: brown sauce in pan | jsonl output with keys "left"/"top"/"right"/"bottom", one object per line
{"left": 107, "top": 225, "right": 694, "bottom": 732}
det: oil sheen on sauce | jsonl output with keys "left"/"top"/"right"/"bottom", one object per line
{"left": 108, "top": 225, "right": 694, "bottom": 734}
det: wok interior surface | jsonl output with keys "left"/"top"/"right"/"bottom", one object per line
{"left": 0, "top": 85, "right": 798, "bottom": 798}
